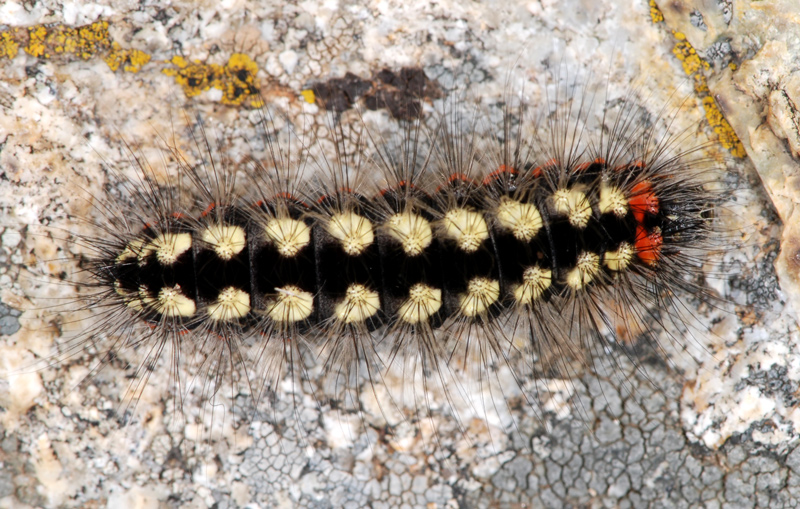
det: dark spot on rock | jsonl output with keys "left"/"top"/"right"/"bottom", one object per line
{"left": 309, "top": 67, "right": 441, "bottom": 119}
{"left": 311, "top": 72, "right": 372, "bottom": 112}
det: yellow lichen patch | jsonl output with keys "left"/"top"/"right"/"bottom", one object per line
{"left": 0, "top": 30, "right": 20, "bottom": 60}
{"left": 4, "top": 21, "right": 150, "bottom": 74}
{"left": 703, "top": 96, "right": 747, "bottom": 158}
{"left": 104, "top": 42, "right": 151, "bottom": 73}
{"left": 220, "top": 53, "right": 263, "bottom": 107}
{"left": 301, "top": 89, "right": 316, "bottom": 104}
{"left": 672, "top": 32, "right": 710, "bottom": 77}
{"left": 55, "top": 21, "right": 112, "bottom": 59}
{"left": 25, "top": 25, "right": 47, "bottom": 58}
{"left": 669, "top": 32, "right": 747, "bottom": 158}
{"left": 4, "top": 22, "right": 263, "bottom": 105}
{"left": 163, "top": 53, "right": 264, "bottom": 108}
{"left": 163, "top": 56, "right": 212, "bottom": 96}
{"left": 649, "top": 0, "right": 664, "bottom": 23}
{"left": 25, "top": 21, "right": 113, "bottom": 60}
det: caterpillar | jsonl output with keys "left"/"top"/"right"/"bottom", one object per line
{"left": 1, "top": 2, "right": 792, "bottom": 506}
{"left": 5, "top": 76, "right": 723, "bottom": 447}
{"left": 5, "top": 58, "right": 781, "bottom": 508}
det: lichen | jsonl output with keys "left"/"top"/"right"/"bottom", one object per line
{"left": 104, "top": 43, "right": 151, "bottom": 73}
{"left": 668, "top": 32, "right": 746, "bottom": 157}
{"left": 0, "top": 21, "right": 265, "bottom": 107}
{"left": 163, "top": 53, "right": 263, "bottom": 108}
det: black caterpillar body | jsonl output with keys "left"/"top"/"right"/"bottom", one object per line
{"left": 79, "top": 100, "right": 714, "bottom": 408}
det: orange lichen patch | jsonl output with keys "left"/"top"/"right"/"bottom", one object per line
{"left": 163, "top": 53, "right": 263, "bottom": 108}
{"left": 104, "top": 42, "right": 151, "bottom": 73}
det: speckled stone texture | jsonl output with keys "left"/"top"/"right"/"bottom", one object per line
{"left": 0, "top": 0, "right": 798, "bottom": 508}
{"left": 658, "top": 0, "right": 800, "bottom": 320}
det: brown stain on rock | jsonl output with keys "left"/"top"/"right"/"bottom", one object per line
{"left": 309, "top": 67, "right": 442, "bottom": 120}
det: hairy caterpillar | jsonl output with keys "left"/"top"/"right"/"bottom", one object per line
{"left": 2, "top": 73, "right": 725, "bottom": 449}
{"left": 1, "top": 0, "right": 793, "bottom": 504}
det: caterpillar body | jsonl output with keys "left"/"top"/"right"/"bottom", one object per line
{"left": 0, "top": 2, "right": 789, "bottom": 506}
{"left": 36, "top": 86, "right": 718, "bottom": 435}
